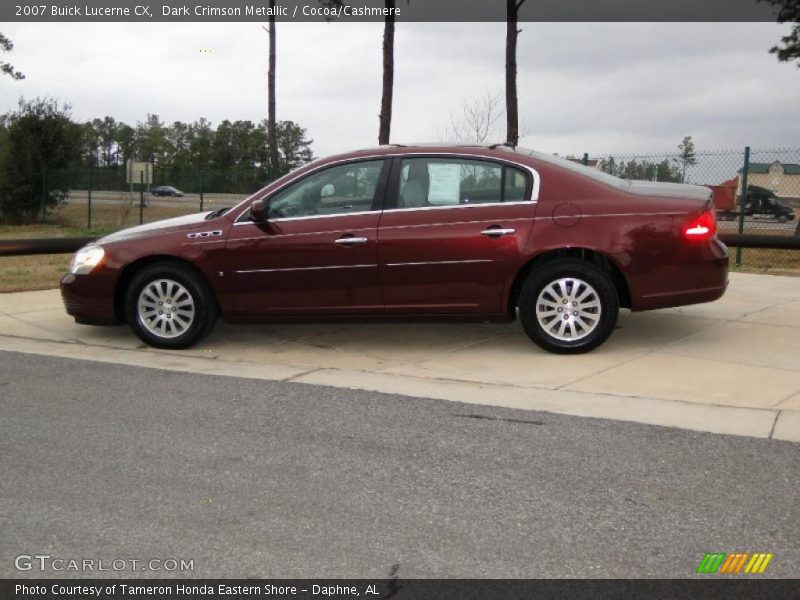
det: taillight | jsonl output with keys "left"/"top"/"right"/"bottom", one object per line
{"left": 682, "top": 210, "right": 716, "bottom": 241}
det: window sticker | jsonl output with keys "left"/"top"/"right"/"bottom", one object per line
{"left": 427, "top": 163, "right": 461, "bottom": 205}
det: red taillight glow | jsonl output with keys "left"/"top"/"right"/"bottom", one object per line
{"left": 683, "top": 210, "right": 716, "bottom": 241}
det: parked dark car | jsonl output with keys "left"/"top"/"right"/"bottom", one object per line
{"left": 61, "top": 144, "right": 728, "bottom": 353}
{"left": 150, "top": 185, "right": 184, "bottom": 197}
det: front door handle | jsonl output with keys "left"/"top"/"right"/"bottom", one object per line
{"left": 334, "top": 236, "right": 368, "bottom": 245}
{"left": 481, "top": 227, "right": 517, "bottom": 237}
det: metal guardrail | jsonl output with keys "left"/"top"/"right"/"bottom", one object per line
{"left": 719, "top": 233, "right": 800, "bottom": 250}
{"left": 0, "top": 237, "right": 98, "bottom": 257}
{"left": 0, "top": 234, "right": 798, "bottom": 258}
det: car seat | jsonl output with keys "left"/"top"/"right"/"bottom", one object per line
{"left": 400, "top": 162, "right": 429, "bottom": 208}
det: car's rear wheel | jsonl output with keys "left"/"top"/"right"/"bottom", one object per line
{"left": 124, "top": 262, "right": 216, "bottom": 349}
{"left": 778, "top": 214, "right": 788, "bottom": 223}
{"left": 518, "top": 259, "right": 619, "bottom": 354}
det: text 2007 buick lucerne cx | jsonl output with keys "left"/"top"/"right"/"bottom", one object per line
{"left": 61, "top": 144, "right": 728, "bottom": 354}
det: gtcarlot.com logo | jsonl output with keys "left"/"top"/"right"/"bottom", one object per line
{"left": 15, "top": 554, "right": 194, "bottom": 572}
{"left": 696, "top": 552, "right": 773, "bottom": 574}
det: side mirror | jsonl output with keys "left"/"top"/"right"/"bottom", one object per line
{"left": 251, "top": 198, "right": 268, "bottom": 222}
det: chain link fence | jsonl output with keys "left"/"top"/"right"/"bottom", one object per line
{"left": 574, "top": 147, "right": 800, "bottom": 272}
{"left": 27, "top": 148, "right": 800, "bottom": 272}
{"left": 41, "top": 166, "right": 278, "bottom": 232}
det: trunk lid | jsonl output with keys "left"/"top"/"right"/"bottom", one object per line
{"left": 626, "top": 180, "right": 712, "bottom": 202}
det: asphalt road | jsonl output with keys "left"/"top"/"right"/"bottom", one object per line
{"left": 1, "top": 350, "right": 798, "bottom": 579}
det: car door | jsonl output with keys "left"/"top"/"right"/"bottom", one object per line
{"left": 377, "top": 155, "right": 537, "bottom": 314}
{"left": 225, "top": 159, "right": 390, "bottom": 316}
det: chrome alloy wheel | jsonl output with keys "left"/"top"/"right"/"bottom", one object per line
{"left": 136, "top": 278, "right": 196, "bottom": 339}
{"left": 535, "top": 277, "right": 602, "bottom": 342}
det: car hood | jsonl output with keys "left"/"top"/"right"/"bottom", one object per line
{"left": 626, "top": 180, "right": 712, "bottom": 201}
{"left": 98, "top": 212, "right": 214, "bottom": 244}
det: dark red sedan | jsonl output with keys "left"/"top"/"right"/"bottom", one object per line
{"left": 61, "top": 144, "right": 728, "bottom": 353}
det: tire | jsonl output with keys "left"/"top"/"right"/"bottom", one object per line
{"left": 124, "top": 262, "right": 217, "bottom": 349}
{"left": 778, "top": 215, "right": 788, "bottom": 224}
{"left": 518, "top": 259, "right": 619, "bottom": 354}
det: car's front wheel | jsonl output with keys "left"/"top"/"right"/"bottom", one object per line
{"left": 124, "top": 262, "right": 217, "bottom": 349}
{"left": 518, "top": 259, "right": 619, "bottom": 354}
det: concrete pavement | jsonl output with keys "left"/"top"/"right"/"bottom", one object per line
{"left": 0, "top": 272, "right": 798, "bottom": 442}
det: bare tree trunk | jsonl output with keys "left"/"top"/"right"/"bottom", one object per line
{"left": 267, "top": 1, "right": 280, "bottom": 175}
{"left": 505, "top": 0, "right": 523, "bottom": 146}
{"left": 378, "top": 0, "right": 396, "bottom": 145}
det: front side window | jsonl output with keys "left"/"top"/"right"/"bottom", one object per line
{"left": 266, "top": 160, "right": 384, "bottom": 219}
{"left": 395, "top": 158, "right": 529, "bottom": 209}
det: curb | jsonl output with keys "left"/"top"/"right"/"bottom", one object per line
{"left": 1, "top": 334, "right": 796, "bottom": 443}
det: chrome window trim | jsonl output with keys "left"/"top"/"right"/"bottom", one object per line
{"left": 234, "top": 201, "right": 537, "bottom": 226}
{"left": 235, "top": 210, "right": 379, "bottom": 226}
{"left": 232, "top": 151, "right": 541, "bottom": 225}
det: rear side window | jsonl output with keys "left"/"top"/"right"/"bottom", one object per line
{"left": 394, "top": 158, "right": 529, "bottom": 209}
{"left": 504, "top": 168, "right": 528, "bottom": 201}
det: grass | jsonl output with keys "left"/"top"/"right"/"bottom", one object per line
{"left": 730, "top": 247, "right": 800, "bottom": 275}
{"left": 0, "top": 223, "right": 108, "bottom": 239}
{"left": 0, "top": 254, "right": 72, "bottom": 293}
{"left": 0, "top": 201, "right": 201, "bottom": 293}
{"left": 52, "top": 201, "right": 196, "bottom": 231}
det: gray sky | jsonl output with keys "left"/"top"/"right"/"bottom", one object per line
{"left": 1, "top": 22, "right": 799, "bottom": 158}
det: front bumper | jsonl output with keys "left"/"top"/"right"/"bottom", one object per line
{"left": 60, "top": 272, "right": 120, "bottom": 325}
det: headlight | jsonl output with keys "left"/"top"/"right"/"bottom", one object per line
{"left": 70, "top": 245, "right": 105, "bottom": 274}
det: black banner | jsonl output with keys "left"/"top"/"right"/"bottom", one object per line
{"left": 2, "top": 580, "right": 800, "bottom": 600}
{"left": 1, "top": 0, "right": 781, "bottom": 23}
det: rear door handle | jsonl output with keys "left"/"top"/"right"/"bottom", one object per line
{"left": 334, "top": 236, "right": 368, "bottom": 245}
{"left": 481, "top": 227, "right": 516, "bottom": 237}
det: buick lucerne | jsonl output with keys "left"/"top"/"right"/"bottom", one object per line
{"left": 61, "top": 144, "right": 728, "bottom": 354}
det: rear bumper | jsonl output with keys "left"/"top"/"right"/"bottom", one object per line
{"left": 631, "top": 238, "right": 729, "bottom": 311}
{"left": 635, "top": 281, "right": 728, "bottom": 311}
{"left": 60, "top": 272, "right": 120, "bottom": 325}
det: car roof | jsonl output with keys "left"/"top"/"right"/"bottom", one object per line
{"left": 326, "top": 142, "right": 589, "bottom": 165}
{"left": 350, "top": 142, "right": 515, "bottom": 153}
{"left": 318, "top": 143, "right": 531, "bottom": 165}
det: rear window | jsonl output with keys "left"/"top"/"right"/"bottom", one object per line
{"left": 503, "top": 147, "right": 631, "bottom": 191}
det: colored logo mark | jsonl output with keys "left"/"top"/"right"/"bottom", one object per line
{"left": 696, "top": 552, "right": 773, "bottom": 574}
